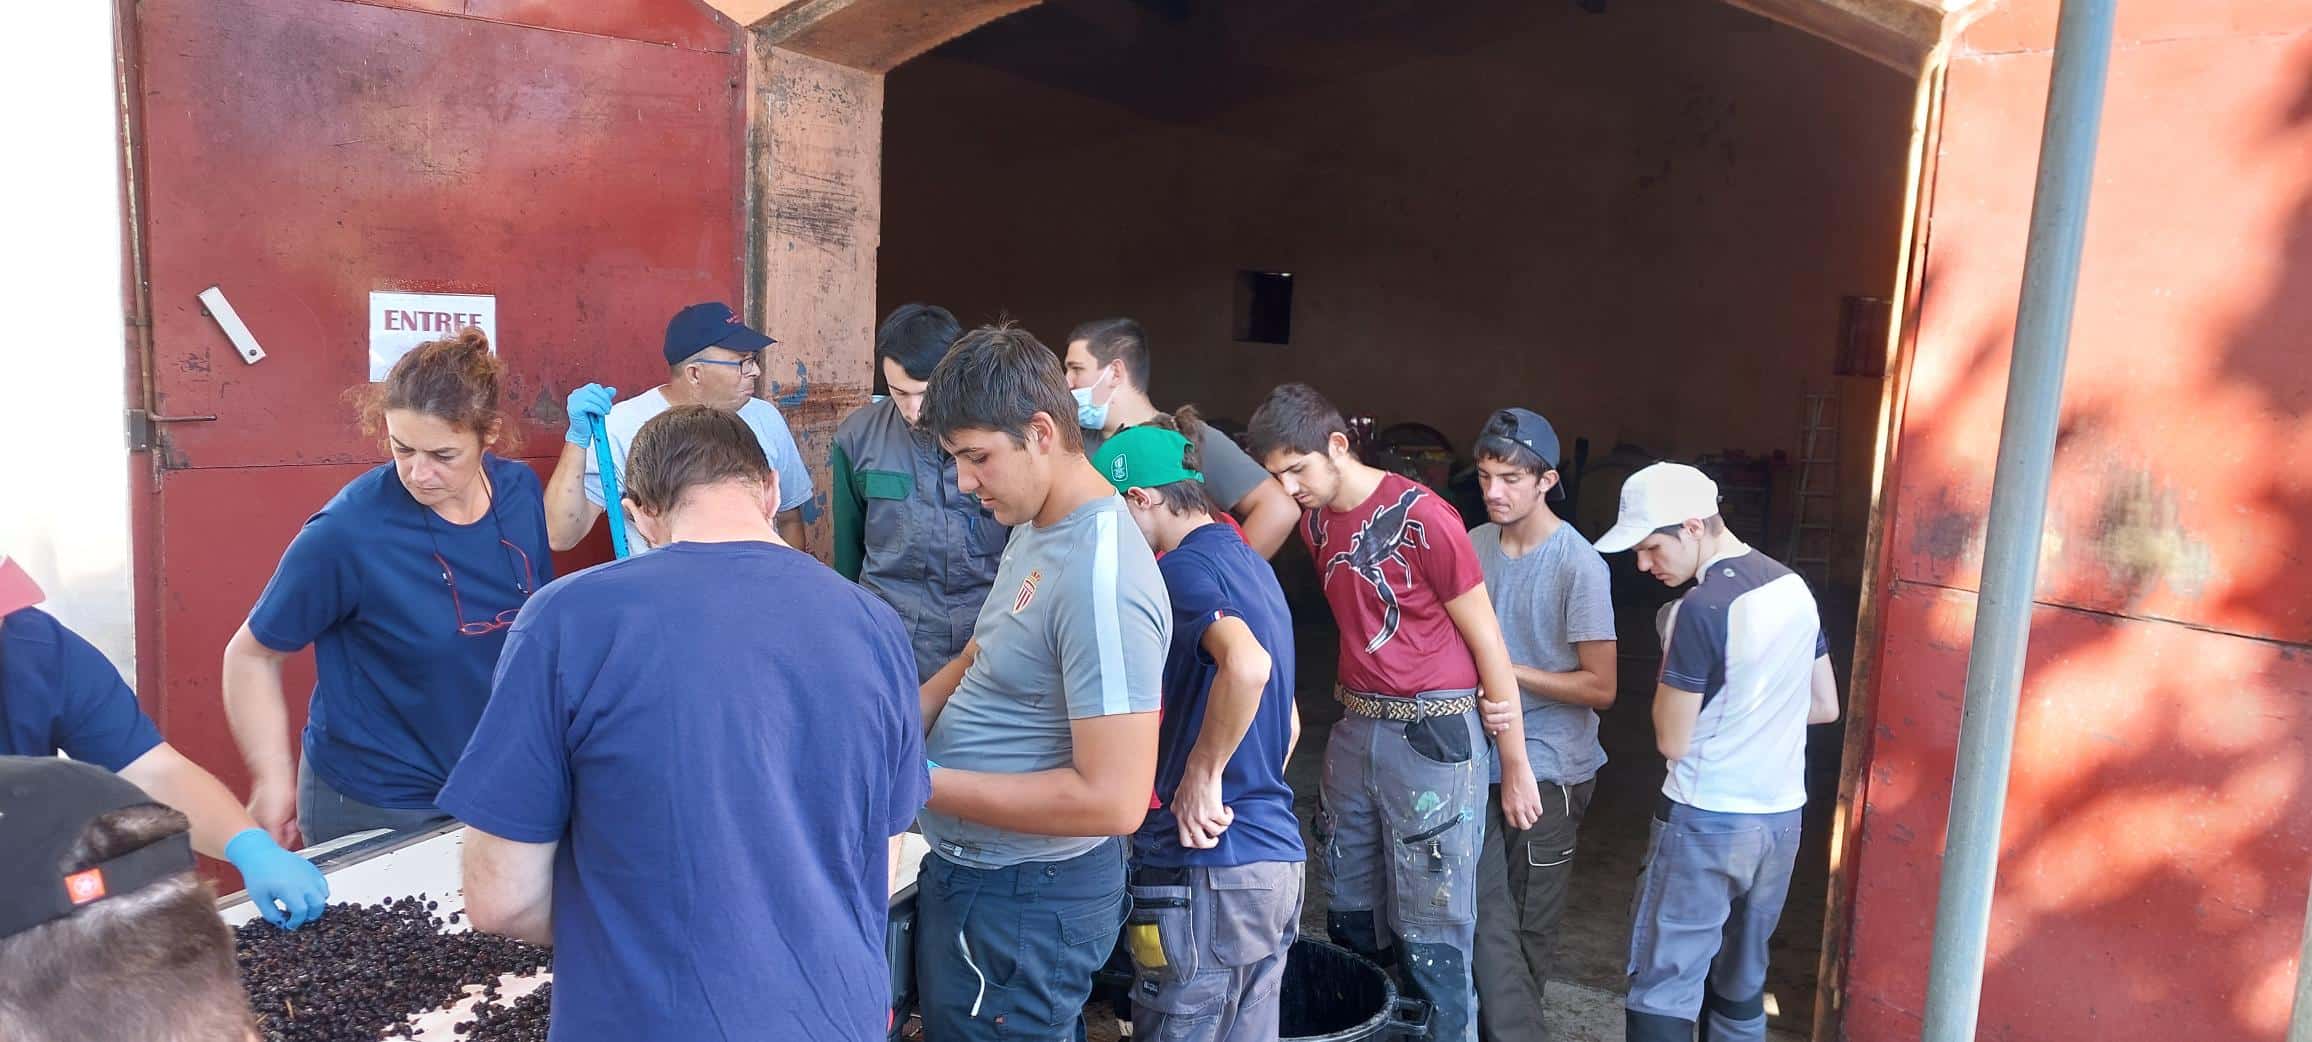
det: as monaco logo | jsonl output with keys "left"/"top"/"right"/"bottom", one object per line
{"left": 1012, "top": 569, "right": 1044, "bottom": 613}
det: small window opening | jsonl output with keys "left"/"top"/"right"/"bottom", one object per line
{"left": 1234, "top": 270, "right": 1294, "bottom": 345}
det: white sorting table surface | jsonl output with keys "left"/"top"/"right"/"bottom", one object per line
{"left": 222, "top": 825, "right": 932, "bottom": 1041}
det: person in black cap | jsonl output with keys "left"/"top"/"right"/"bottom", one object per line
{"left": 1463, "top": 408, "right": 1619, "bottom": 1042}
{"left": 2, "top": 555, "right": 327, "bottom": 931}
{"left": 545, "top": 301, "right": 817, "bottom": 554}
{"left": 0, "top": 756, "right": 259, "bottom": 1042}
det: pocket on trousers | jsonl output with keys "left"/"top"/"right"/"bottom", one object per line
{"left": 1206, "top": 865, "right": 1292, "bottom": 967}
{"left": 1126, "top": 884, "right": 1198, "bottom": 984}
{"left": 1525, "top": 837, "right": 1575, "bottom": 869}
{"left": 1404, "top": 712, "right": 1475, "bottom": 765}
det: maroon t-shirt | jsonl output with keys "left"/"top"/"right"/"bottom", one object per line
{"left": 1300, "top": 472, "right": 1483, "bottom": 697}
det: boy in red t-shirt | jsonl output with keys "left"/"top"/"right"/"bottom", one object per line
{"left": 1249, "top": 384, "right": 1542, "bottom": 1042}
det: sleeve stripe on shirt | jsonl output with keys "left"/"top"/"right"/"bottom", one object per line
{"left": 1092, "top": 510, "right": 1130, "bottom": 716}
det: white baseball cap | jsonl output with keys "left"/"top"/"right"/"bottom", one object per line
{"left": 1593, "top": 463, "right": 1721, "bottom": 553}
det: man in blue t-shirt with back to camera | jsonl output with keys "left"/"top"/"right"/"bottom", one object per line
{"left": 1093, "top": 425, "right": 1304, "bottom": 1042}
{"left": 440, "top": 404, "right": 930, "bottom": 1041}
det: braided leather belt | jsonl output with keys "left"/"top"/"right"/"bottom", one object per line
{"left": 1335, "top": 687, "right": 1477, "bottom": 722}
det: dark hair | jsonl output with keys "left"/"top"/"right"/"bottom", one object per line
{"left": 920, "top": 323, "right": 1084, "bottom": 453}
{"left": 623, "top": 404, "right": 772, "bottom": 514}
{"left": 1651, "top": 515, "right": 1726, "bottom": 538}
{"left": 1067, "top": 317, "right": 1150, "bottom": 390}
{"left": 876, "top": 303, "right": 962, "bottom": 382}
{"left": 0, "top": 805, "right": 254, "bottom": 1042}
{"left": 1130, "top": 408, "right": 1221, "bottom": 518}
{"left": 1248, "top": 382, "right": 1350, "bottom": 460}
{"left": 352, "top": 328, "right": 518, "bottom": 451}
{"left": 1473, "top": 414, "right": 1549, "bottom": 477}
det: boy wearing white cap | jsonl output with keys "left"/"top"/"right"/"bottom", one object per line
{"left": 1593, "top": 463, "right": 1840, "bottom": 1042}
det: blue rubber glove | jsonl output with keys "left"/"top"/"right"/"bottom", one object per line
{"left": 564, "top": 383, "right": 616, "bottom": 447}
{"left": 225, "top": 828, "right": 329, "bottom": 930}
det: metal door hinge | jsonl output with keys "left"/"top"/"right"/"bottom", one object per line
{"left": 126, "top": 409, "right": 217, "bottom": 452}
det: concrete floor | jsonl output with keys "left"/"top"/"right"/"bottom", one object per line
{"left": 1268, "top": 611, "right": 1835, "bottom": 1041}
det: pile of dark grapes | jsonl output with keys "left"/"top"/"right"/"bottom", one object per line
{"left": 234, "top": 895, "right": 549, "bottom": 1042}
{"left": 455, "top": 981, "right": 552, "bottom": 1041}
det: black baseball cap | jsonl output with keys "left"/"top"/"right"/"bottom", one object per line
{"left": 1482, "top": 407, "right": 1567, "bottom": 501}
{"left": 0, "top": 757, "right": 194, "bottom": 939}
{"left": 663, "top": 302, "right": 776, "bottom": 365}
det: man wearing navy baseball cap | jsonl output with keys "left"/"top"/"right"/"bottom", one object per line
{"left": 0, "top": 756, "right": 260, "bottom": 1041}
{"left": 543, "top": 302, "right": 818, "bottom": 553}
{"left": 1464, "top": 408, "right": 1618, "bottom": 1042}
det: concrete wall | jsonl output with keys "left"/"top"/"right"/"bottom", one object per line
{"left": 880, "top": 0, "right": 1915, "bottom": 590}
{"left": 0, "top": 3, "right": 137, "bottom": 674}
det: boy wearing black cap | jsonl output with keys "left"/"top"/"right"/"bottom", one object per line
{"left": 0, "top": 756, "right": 259, "bottom": 1042}
{"left": 1464, "top": 409, "right": 1618, "bottom": 1042}
{"left": 544, "top": 301, "right": 817, "bottom": 553}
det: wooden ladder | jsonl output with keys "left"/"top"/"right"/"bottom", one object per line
{"left": 1786, "top": 392, "right": 1837, "bottom": 588}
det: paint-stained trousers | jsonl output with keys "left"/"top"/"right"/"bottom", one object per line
{"left": 1315, "top": 691, "right": 1487, "bottom": 1042}
{"left": 1624, "top": 799, "right": 1803, "bottom": 1042}
{"left": 1473, "top": 777, "right": 1596, "bottom": 1042}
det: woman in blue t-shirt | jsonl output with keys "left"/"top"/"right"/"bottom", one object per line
{"left": 221, "top": 330, "right": 554, "bottom": 847}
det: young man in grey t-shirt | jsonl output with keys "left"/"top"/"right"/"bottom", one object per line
{"left": 912, "top": 324, "right": 1171, "bottom": 1042}
{"left": 1467, "top": 408, "right": 1618, "bottom": 1042}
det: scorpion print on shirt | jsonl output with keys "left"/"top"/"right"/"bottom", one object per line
{"left": 1301, "top": 472, "right": 1487, "bottom": 698}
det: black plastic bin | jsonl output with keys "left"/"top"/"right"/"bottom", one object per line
{"left": 1091, "top": 936, "right": 1430, "bottom": 1041}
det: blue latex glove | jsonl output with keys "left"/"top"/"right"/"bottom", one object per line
{"left": 564, "top": 383, "right": 617, "bottom": 446}
{"left": 225, "top": 828, "right": 329, "bottom": 930}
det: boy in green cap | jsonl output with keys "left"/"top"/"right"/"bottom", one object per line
{"left": 1096, "top": 425, "right": 1306, "bottom": 1042}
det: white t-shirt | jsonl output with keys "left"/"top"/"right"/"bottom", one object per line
{"left": 582, "top": 388, "right": 816, "bottom": 552}
{"left": 1657, "top": 547, "right": 1825, "bottom": 814}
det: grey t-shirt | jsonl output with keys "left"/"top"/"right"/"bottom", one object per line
{"left": 1470, "top": 521, "right": 1616, "bottom": 784}
{"left": 1084, "top": 423, "right": 1272, "bottom": 512}
{"left": 920, "top": 494, "right": 1171, "bottom": 867}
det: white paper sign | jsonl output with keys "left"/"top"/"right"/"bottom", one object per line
{"left": 369, "top": 292, "right": 497, "bottom": 381}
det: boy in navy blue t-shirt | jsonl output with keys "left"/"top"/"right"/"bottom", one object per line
{"left": 1095, "top": 424, "right": 1305, "bottom": 1042}
{"left": 440, "top": 406, "right": 929, "bottom": 1042}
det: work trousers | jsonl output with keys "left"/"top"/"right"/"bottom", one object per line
{"left": 916, "top": 838, "right": 1129, "bottom": 1042}
{"left": 296, "top": 758, "right": 449, "bottom": 846}
{"left": 1126, "top": 860, "right": 1305, "bottom": 1042}
{"left": 1624, "top": 799, "right": 1803, "bottom": 1042}
{"left": 1315, "top": 692, "right": 1487, "bottom": 1042}
{"left": 1473, "top": 777, "right": 1596, "bottom": 1042}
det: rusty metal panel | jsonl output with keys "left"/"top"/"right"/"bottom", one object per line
{"left": 1962, "top": 0, "right": 2312, "bottom": 55}
{"left": 1844, "top": 581, "right": 2312, "bottom": 1042}
{"left": 1887, "top": 30, "right": 2312, "bottom": 646}
{"left": 137, "top": 0, "right": 745, "bottom": 469}
{"left": 341, "top": 0, "right": 739, "bottom": 52}
{"left": 130, "top": 0, "right": 745, "bottom": 792}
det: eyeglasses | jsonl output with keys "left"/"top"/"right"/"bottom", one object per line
{"left": 419, "top": 489, "right": 535, "bottom": 637}
{"left": 691, "top": 357, "right": 762, "bottom": 374}
{"left": 433, "top": 542, "right": 536, "bottom": 636}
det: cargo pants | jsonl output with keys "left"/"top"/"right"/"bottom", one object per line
{"left": 1314, "top": 690, "right": 1487, "bottom": 1042}
{"left": 916, "top": 838, "right": 1130, "bottom": 1042}
{"left": 1126, "top": 861, "right": 1306, "bottom": 1042}
{"left": 1473, "top": 777, "right": 1596, "bottom": 1042}
{"left": 1624, "top": 799, "right": 1803, "bottom": 1042}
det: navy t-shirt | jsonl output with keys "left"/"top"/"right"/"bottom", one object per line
{"left": 246, "top": 456, "right": 551, "bottom": 809}
{"left": 437, "top": 541, "right": 931, "bottom": 1042}
{"left": 1136, "top": 524, "right": 1305, "bottom": 869}
{"left": 1, "top": 607, "right": 163, "bottom": 770}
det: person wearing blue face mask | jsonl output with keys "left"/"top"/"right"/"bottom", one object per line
{"left": 0, "top": 556, "right": 327, "bottom": 930}
{"left": 1062, "top": 318, "right": 1301, "bottom": 559}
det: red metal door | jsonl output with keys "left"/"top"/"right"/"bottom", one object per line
{"left": 125, "top": 0, "right": 748, "bottom": 810}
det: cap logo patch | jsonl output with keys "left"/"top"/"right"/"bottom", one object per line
{"left": 1110, "top": 457, "right": 1130, "bottom": 481}
{"left": 1012, "top": 568, "right": 1044, "bottom": 614}
{"left": 64, "top": 868, "right": 107, "bottom": 905}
